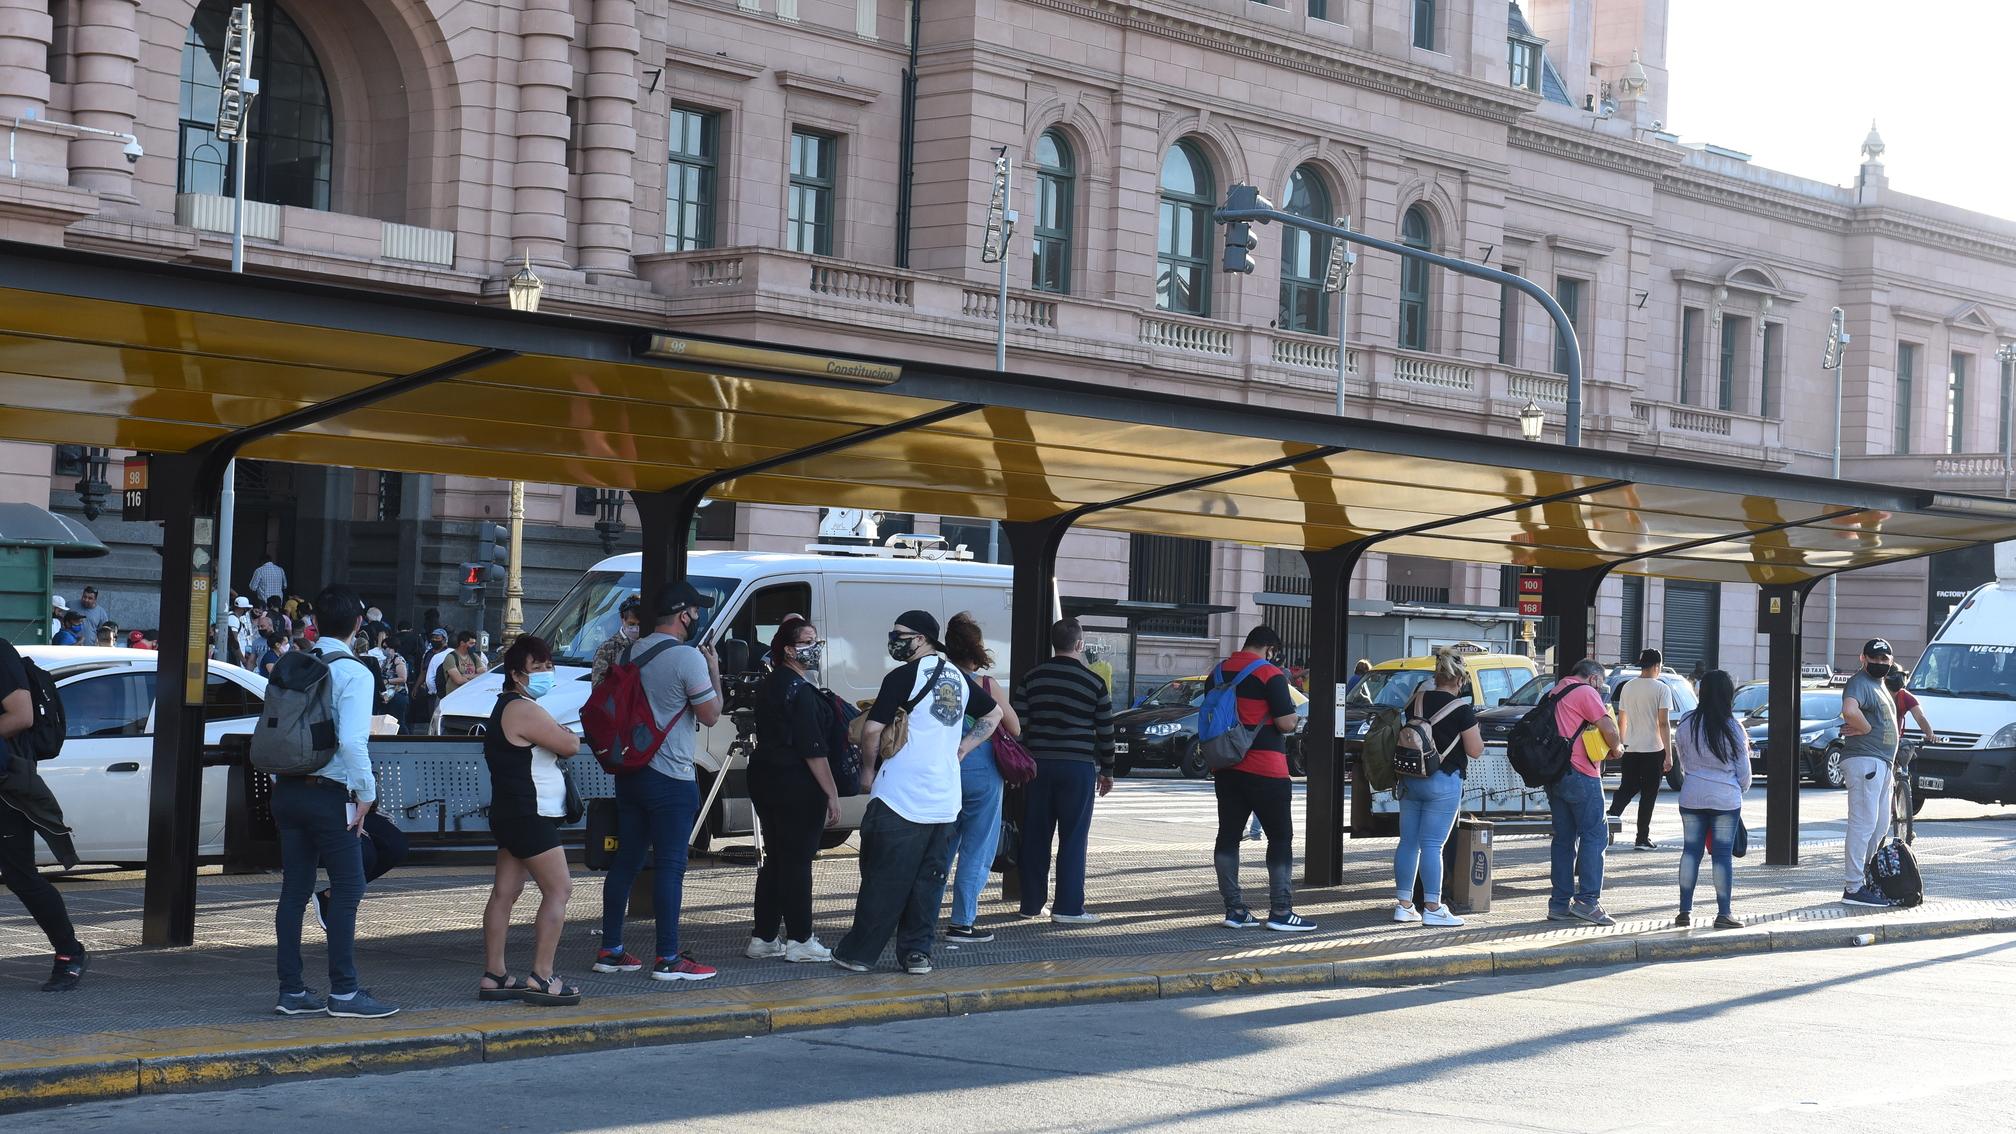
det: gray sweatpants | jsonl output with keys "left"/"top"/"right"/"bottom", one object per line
{"left": 1841, "top": 755, "right": 1894, "bottom": 889}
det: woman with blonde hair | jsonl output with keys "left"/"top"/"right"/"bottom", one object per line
{"left": 932, "top": 612, "right": 1020, "bottom": 941}
{"left": 1391, "top": 648, "right": 1483, "bottom": 927}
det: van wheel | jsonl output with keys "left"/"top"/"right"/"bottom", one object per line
{"left": 817, "top": 829, "right": 853, "bottom": 852}
{"left": 1911, "top": 791, "right": 1927, "bottom": 816}
{"left": 1822, "top": 745, "right": 1846, "bottom": 789}
{"left": 1179, "top": 743, "right": 1210, "bottom": 779}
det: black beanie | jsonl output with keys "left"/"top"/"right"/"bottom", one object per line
{"left": 895, "top": 609, "right": 940, "bottom": 644}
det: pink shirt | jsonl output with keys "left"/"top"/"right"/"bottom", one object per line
{"left": 1552, "top": 681, "right": 1609, "bottom": 778}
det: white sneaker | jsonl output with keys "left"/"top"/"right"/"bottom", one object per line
{"left": 783, "top": 936, "right": 833, "bottom": 963}
{"left": 1393, "top": 902, "right": 1422, "bottom": 924}
{"left": 1051, "top": 911, "right": 1100, "bottom": 925}
{"left": 1421, "top": 905, "right": 1465, "bottom": 928}
{"left": 745, "top": 936, "right": 787, "bottom": 960}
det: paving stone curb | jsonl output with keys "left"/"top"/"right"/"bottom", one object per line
{"left": 1, "top": 910, "right": 2004, "bottom": 1115}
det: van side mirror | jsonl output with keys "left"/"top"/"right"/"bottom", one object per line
{"left": 718, "top": 638, "right": 751, "bottom": 674}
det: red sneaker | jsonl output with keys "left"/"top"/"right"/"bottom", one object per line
{"left": 592, "top": 948, "right": 644, "bottom": 973}
{"left": 652, "top": 952, "right": 717, "bottom": 982}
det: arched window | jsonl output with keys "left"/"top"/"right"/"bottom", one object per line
{"left": 1156, "top": 141, "right": 1213, "bottom": 316}
{"left": 1399, "top": 206, "right": 1433, "bottom": 351}
{"left": 1031, "top": 130, "right": 1074, "bottom": 295}
{"left": 1278, "top": 165, "right": 1333, "bottom": 335}
{"left": 178, "top": 0, "right": 332, "bottom": 211}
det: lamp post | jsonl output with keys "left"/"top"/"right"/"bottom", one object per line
{"left": 1822, "top": 307, "right": 1851, "bottom": 672}
{"left": 210, "top": 3, "right": 255, "bottom": 659}
{"left": 1321, "top": 214, "right": 1356, "bottom": 417}
{"left": 979, "top": 148, "right": 1017, "bottom": 373}
{"left": 501, "top": 253, "right": 544, "bottom": 647}
{"left": 1998, "top": 342, "right": 2016, "bottom": 499}
{"left": 1518, "top": 400, "right": 1546, "bottom": 442}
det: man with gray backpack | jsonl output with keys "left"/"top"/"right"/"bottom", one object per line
{"left": 1201, "top": 627, "right": 1313, "bottom": 932}
{"left": 252, "top": 585, "right": 398, "bottom": 1019}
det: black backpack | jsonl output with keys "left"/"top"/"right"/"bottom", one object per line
{"left": 10, "top": 655, "right": 66, "bottom": 762}
{"left": 1506, "top": 685, "right": 1575, "bottom": 788}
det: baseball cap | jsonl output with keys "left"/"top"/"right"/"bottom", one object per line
{"left": 1863, "top": 638, "right": 1893, "bottom": 658}
{"left": 234, "top": 596, "right": 253, "bottom": 610}
{"left": 654, "top": 579, "right": 716, "bottom": 619}
{"left": 428, "top": 627, "right": 448, "bottom": 641}
{"left": 895, "top": 609, "right": 941, "bottom": 643}
{"left": 50, "top": 595, "right": 67, "bottom": 611}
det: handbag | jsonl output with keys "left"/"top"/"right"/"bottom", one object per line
{"left": 981, "top": 677, "right": 1038, "bottom": 787}
{"left": 1732, "top": 815, "right": 1749, "bottom": 858}
{"left": 848, "top": 656, "right": 946, "bottom": 763}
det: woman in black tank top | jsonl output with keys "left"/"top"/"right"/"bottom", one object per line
{"left": 478, "top": 636, "right": 586, "bottom": 1007}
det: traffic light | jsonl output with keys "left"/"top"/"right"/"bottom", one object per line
{"left": 1219, "top": 183, "right": 1272, "bottom": 274}
{"left": 457, "top": 562, "right": 485, "bottom": 607}
{"left": 479, "top": 521, "right": 509, "bottom": 584}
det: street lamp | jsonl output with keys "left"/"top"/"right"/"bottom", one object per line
{"left": 1518, "top": 400, "right": 1546, "bottom": 442}
{"left": 1320, "top": 214, "right": 1356, "bottom": 418}
{"left": 593, "top": 489, "right": 627, "bottom": 554}
{"left": 1998, "top": 342, "right": 2016, "bottom": 498}
{"left": 1823, "top": 307, "right": 1851, "bottom": 672}
{"left": 507, "top": 251, "right": 544, "bottom": 313}
{"left": 73, "top": 447, "right": 110, "bottom": 522}
{"left": 979, "top": 149, "right": 1017, "bottom": 373}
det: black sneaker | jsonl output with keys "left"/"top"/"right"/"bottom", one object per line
{"left": 1633, "top": 839, "right": 1655, "bottom": 851}
{"left": 902, "top": 951, "right": 933, "bottom": 975}
{"left": 1265, "top": 912, "right": 1319, "bottom": 933}
{"left": 41, "top": 951, "right": 87, "bottom": 992}
{"left": 1713, "top": 914, "right": 1745, "bottom": 930}
{"left": 1673, "top": 912, "right": 1691, "bottom": 928}
{"left": 1223, "top": 906, "right": 1260, "bottom": 929}
{"left": 945, "top": 924, "right": 994, "bottom": 943}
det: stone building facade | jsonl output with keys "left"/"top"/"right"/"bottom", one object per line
{"left": 0, "top": 0, "right": 2010, "bottom": 683}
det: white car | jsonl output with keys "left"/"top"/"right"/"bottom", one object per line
{"left": 22, "top": 646, "right": 266, "bottom": 867}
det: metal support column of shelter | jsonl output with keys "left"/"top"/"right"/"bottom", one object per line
{"left": 141, "top": 348, "right": 518, "bottom": 946}
{"left": 631, "top": 403, "right": 984, "bottom": 601}
{"left": 1302, "top": 541, "right": 1373, "bottom": 886}
{"left": 1540, "top": 567, "right": 1613, "bottom": 674}
{"left": 1761, "top": 579, "right": 1824, "bottom": 865}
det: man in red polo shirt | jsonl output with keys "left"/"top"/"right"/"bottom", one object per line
{"left": 1210, "top": 627, "right": 1314, "bottom": 932}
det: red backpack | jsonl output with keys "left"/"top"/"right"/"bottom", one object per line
{"left": 582, "top": 639, "right": 685, "bottom": 775}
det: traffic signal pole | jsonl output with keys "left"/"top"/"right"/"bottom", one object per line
{"left": 1215, "top": 189, "right": 1583, "bottom": 446}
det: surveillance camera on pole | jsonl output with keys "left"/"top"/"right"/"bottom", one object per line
{"left": 1219, "top": 184, "right": 1272, "bottom": 274}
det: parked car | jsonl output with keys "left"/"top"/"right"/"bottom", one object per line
{"left": 1342, "top": 650, "right": 1538, "bottom": 742}
{"left": 1471, "top": 670, "right": 1696, "bottom": 789}
{"left": 1744, "top": 689, "right": 1853, "bottom": 788}
{"left": 1112, "top": 674, "right": 1310, "bottom": 778}
{"left": 22, "top": 646, "right": 265, "bottom": 867}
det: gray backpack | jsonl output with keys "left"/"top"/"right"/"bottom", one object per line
{"left": 250, "top": 649, "right": 366, "bottom": 776}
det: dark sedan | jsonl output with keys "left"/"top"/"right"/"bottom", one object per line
{"left": 1111, "top": 675, "right": 1309, "bottom": 778}
{"left": 1744, "top": 690, "right": 1848, "bottom": 786}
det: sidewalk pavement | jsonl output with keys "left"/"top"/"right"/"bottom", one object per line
{"left": 3, "top": 820, "right": 2014, "bottom": 1113}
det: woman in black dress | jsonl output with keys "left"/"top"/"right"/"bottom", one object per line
{"left": 479, "top": 635, "right": 584, "bottom": 1006}
{"left": 745, "top": 616, "right": 844, "bottom": 963}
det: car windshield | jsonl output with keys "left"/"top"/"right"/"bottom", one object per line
{"left": 1909, "top": 644, "right": 2016, "bottom": 701}
{"left": 1353, "top": 668, "right": 1432, "bottom": 709}
{"left": 533, "top": 570, "right": 736, "bottom": 665}
{"left": 1503, "top": 675, "right": 1558, "bottom": 706}
{"left": 1732, "top": 685, "right": 1769, "bottom": 714}
{"left": 1802, "top": 692, "right": 1842, "bottom": 720}
{"left": 1139, "top": 677, "right": 1208, "bottom": 708}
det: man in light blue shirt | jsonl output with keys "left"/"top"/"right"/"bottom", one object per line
{"left": 272, "top": 585, "right": 398, "bottom": 1019}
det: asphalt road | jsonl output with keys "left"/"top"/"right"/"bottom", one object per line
{"left": 25, "top": 932, "right": 2016, "bottom": 1133}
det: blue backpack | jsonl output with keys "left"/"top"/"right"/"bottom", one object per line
{"left": 1197, "top": 658, "right": 1269, "bottom": 772}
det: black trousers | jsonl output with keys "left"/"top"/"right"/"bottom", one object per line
{"left": 0, "top": 804, "right": 84, "bottom": 957}
{"left": 1608, "top": 750, "right": 1666, "bottom": 843}
{"left": 750, "top": 765, "right": 828, "bottom": 944}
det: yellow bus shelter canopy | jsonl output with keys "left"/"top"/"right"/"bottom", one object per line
{"left": 1, "top": 243, "right": 2010, "bottom": 585}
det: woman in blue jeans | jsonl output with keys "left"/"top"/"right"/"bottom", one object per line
{"left": 1392, "top": 649, "right": 1483, "bottom": 928}
{"left": 1672, "top": 670, "right": 1752, "bottom": 929}
{"left": 932, "top": 613, "right": 1020, "bottom": 942}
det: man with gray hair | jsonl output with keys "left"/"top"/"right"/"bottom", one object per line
{"left": 1547, "top": 658, "right": 1622, "bottom": 926}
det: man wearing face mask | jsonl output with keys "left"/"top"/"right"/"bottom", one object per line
{"left": 590, "top": 595, "right": 645, "bottom": 688}
{"left": 1838, "top": 639, "right": 1902, "bottom": 907}
{"left": 592, "top": 580, "right": 723, "bottom": 983}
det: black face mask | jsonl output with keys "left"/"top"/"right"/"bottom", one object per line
{"left": 1865, "top": 661, "right": 1892, "bottom": 679}
{"left": 888, "top": 633, "right": 919, "bottom": 663}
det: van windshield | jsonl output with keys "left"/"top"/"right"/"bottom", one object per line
{"left": 533, "top": 570, "right": 737, "bottom": 665}
{"left": 1909, "top": 644, "right": 2016, "bottom": 701}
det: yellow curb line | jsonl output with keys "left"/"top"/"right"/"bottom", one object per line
{"left": 1, "top": 911, "right": 2006, "bottom": 1114}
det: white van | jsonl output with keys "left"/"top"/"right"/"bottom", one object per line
{"left": 435, "top": 549, "right": 1016, "bottom": 843}
{"left": 1907, "top": 541, "right": 2016, "bottom": 807}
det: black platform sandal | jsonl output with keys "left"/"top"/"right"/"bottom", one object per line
{"left": 522, "top": 972, "right": 582, "bottom": 1007}
{"left": 478, "top": 972, "right": 527, "bottom": 1002}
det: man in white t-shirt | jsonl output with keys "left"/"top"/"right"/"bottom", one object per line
{"left": 832, "top": 609, "right": 1002, "bottom": 977}
{"left": 1610, "top": 648, "right": 1677, "bottom": 850}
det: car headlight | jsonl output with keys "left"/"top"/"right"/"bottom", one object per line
{"left": 1144, "top": 722, "right": 1183, "bottom": 737}
{"left": 1987, "top": 722, "right": 2016, "bottom": 749}
{"left": 1798, "top": 725, "right": 1828, "bottom": 741}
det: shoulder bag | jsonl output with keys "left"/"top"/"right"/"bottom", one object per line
{"left": 982, "top": 676, "right": 1038, "bottom": 787}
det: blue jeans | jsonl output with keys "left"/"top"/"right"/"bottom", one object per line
{"left": 1394, "top": 769, "right": 1464, "bottom": 905}
{"left": 932, "top": 745, "right": 1004, "bottom": 928}
{"left": 600, "top": 767, "right": 699, "bottom": 960}
{"left": 1546, "top": 772, "right": 1607, "bottom": 909}
{"left": 1679, "top": 807, "right": 1739, "bottom": 918}
{"left": 836, "top": 800, "right": 955, "bottom": 965}
{"left": 1019, "top": 758, "right": 1098, "bottom": 917}
{"left": 273, "top": 777, "right": 365, "bottom": 995}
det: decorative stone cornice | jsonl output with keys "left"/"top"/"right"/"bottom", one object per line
{"left": 1508, "top": 121, "right": 1684, "bottom": 179}
{"left": 1545, "top": 233, "right": 1614, "bottom": 258}
{"left": 1025, "top": 0, "right": 1539, "bottom": 125}
{"left": 665, "top": 44, "right": 765, "bottom": 81}
{"left": 1851, "top": 211, "right": 2016, "bottom": 268}
{"left": 775, "top": 71, "right": 879, "bottom": 105}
